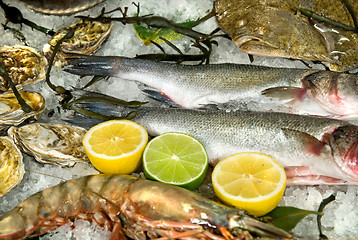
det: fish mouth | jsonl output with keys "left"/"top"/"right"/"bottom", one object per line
{"left": 329, "top": 125, "right": 358, "bottom": 180}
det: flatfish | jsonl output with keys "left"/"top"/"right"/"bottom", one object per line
{"left": 215, "top": 0, "right": 358, "bottom": 72}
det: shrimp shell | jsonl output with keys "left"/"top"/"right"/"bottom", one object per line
{"left": 0, "top": 174, "right": 292, "bottom": 239}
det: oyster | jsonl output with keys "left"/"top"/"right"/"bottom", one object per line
{"left": 8, "top": 123, "right": 89, "bottom": 167}
{"left": 17, "top": 0, "right": 105, "bottom": 15}
{"left": 43, "top": 18, "right": 113, "bottom": 66}
{"left": 215, "top": 0, "right": 358, "bottom": 72}
{"left": 0, "top": 91, "right": 45, "bottom": 132}
{"left": 0, "top": 136, "right": 24, "bottom": 197}
{"left": 0, "top": 45, "right": 47, "bottom": 92}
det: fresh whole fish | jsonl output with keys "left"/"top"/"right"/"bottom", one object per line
{"left": 215, "top": 0, "right": 358, "bottom": 72}
{"left": 73, "top": 104, "right": 358, "bottom": 185}
{"left": 65, "top": 55, "right": 358, "bottom": 119}
{"left": 0, "top": 174, "right": 292, "bottom": 239}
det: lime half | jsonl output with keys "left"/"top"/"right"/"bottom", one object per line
{"left": 143, "top": 132, "right": 208, "bottom": 190}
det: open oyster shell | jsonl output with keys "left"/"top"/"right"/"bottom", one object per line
{"left": 0, "top": 45, "right": 47, "bottom": 93}
{"left": 8, "top": 123, "right": 89, "bottom": 167}
{"left": 0, "top": 136, "right": 24, "bottom": 196}
{"left": 0, "top": 91, "right": 45, "bottom": 132}
{"left": 43, "top": 18, "right": 113, "bottom": 66}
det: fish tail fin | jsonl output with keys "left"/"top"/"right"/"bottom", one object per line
{"left": 65, "top": 54, "right": 118, "bottom": 77}
{"left": 62, "top": 114, "right": 103, "bottom": 129}
{"left": 63, "top": 90, "right": 142, "bottom": 128}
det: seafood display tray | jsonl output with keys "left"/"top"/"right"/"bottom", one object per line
{"left": 0, "top": 0, "right": 358, "bottom": 239}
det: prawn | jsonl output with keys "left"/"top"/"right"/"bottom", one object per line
{"left": 0, "top": 174, "right": 292, "bottom": 239}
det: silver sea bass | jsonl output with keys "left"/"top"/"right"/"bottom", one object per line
{"left": 77, "top": 106, "right": 358, "bottom": 185}
{"left": 65, "top": 55, "right": 358, "bottom": 119}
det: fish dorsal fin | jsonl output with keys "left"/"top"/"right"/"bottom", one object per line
{"left": 281, "top": 128, "right": 325, "bottom": 156}
{"left": 262, "top": 87, "right": 306, "bottom": 101}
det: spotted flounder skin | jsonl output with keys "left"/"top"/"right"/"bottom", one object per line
{"left": 215, "top": 0, "right": 358, "bottom": 72}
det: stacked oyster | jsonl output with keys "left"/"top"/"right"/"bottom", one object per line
{"left": 0, "top": 45, "right": 47, "bottom": 196}
{"left": 0, "top": 14, "right": 114, "bottom": 196}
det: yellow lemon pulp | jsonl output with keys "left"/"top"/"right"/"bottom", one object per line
{"left": 212, "top": 152, "right": 286, "bottom": 216}
{"left": 82, "top": 120, "right": 148, "bottom": 174}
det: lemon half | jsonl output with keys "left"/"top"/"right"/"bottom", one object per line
{"left": 212, "top": 152, "right": 286, "bottom": 216}
{"left": 82, "top": 120, "right": 148, "bottom": 174}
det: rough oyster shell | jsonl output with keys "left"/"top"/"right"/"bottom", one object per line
{"left": 8, "top": 123, "right": 89, "bottom": 167}
{"left": 0, "top": 91, "right": 45, "bottom": 132}
{"left": 0, "top": 45, "right": 47, "bottom": 93}
{"left": 0, "top": 136, "right": 24, "bottom": 196}
{"left": 43, "top": 18, "right": 113, "bottom": 66}
{"left": 17, "top": 0, "right": 105, "bottom": 15}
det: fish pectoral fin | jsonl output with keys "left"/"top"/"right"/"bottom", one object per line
{"left": 138, "top": 84, "right": 179, "bottom": 107}
{"left": 281, "top": 128, "right": 325, "bottom": 156}
{"left": 142, "top": 89, "right": 179, "bottom": 107}
{"left": 261, "top": 86, "right": 306, "bottom": 102}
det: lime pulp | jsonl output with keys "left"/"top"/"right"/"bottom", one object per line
{"left": 142, "top": 132, "right": 208, "bottom": 190}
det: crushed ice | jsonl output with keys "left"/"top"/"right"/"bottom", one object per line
{"left": 0, "top": 0, "right": 357, "bottom": 239}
